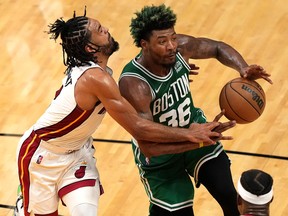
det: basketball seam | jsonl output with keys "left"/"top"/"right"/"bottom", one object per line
{"left": 225, "top": 84, "right": 253, "bottom": 123}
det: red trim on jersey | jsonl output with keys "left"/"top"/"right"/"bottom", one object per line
{"left": 98, "top": 107, "right": 106, "bottom": 114}
{"left": 17, "top": 130, "right": 42, "bottom": 216}
{"left": 58, "top": 179, "right": 96, "bottom": 199}
{"left": 54, "top": 85, "right": 63, "bottom": 99}
{"left": 35, "top": 106, "right": 95, "bottom": 141}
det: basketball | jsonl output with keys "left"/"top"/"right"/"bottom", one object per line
{"left": 219, "top": 77, "right": 266, "bottom": 124}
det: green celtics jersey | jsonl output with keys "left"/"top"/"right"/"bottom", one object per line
{"left": 120, "top": 52, "right": 206, "bottom": 127}
{"left": 120, "top": 52, "right": 224, "bottom": 211}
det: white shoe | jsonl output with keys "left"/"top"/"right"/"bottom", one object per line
{"left": 13, "top": 186, "right": 24, "bottom": 216}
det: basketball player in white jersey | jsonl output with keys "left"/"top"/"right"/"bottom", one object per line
{"left": 13, "top": 9, "right": 236, "bottom": 216}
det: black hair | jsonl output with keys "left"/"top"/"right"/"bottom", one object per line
{"left": 240, "top": 169, "right": 273, "bottom": 196}
{"left": 130, "top": 4, "right": 177, "bottom": 47}
{"left": 47, "top": 7, "right": 99, "bottom": 74}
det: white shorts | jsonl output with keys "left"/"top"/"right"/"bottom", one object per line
{"left": 17, "top": 130, "right": 102, "bottom": 215}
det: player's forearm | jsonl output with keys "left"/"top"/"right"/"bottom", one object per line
{"left": 132, "top": 120, "right": 193, "bottom": 143}
{"left": 216, "top": 41, "right": 249, "bottom": 75}
{"left": 138, "top": 140, "right": 201, "bottom": 157}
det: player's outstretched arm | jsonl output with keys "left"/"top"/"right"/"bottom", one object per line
{"left": 138, "top": 121, "right": 233, "bottom": 158}
{"left": 177, "top": 34, "right": 272, "bottom": 84}
{"left": 117, "top": 72, "right": 232, "bottom": 157}
{"left": 79, "top": 68, "right": 220, "bottom": 144}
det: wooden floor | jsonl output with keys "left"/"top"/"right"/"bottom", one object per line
{"left": 0, "top": 0, "right": 288, "bottom": 215}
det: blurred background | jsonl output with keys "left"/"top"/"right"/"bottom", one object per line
{"left": 0, "top": 0, "right": 287, "bottom": 215}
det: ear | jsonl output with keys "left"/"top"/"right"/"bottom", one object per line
{"left": 85, "top": 45, "right": 94, "bottom": 53}
{"left": 140, "top": 39, "right": 148, "bottom": 49}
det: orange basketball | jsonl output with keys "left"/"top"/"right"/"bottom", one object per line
{"left": 219, "top": 77, "right": 266, "bottom": 124}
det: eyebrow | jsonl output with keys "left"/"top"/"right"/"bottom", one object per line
{"left": 157, "top": 32, "right": 176, "bottom": 39}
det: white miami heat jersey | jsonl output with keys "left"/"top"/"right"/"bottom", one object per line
{"left": 32, "top": 62, "right": 109, "bottom": 150}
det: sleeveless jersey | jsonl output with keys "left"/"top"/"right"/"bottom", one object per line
{"left": 120, "top": 51, "right": 223, "bottom": 170}
{"left": 31, "top": 62, "right": 108, "bottom": 151}
{"left": 120, "top": 52, "right": 225, "bottom": 211}
{"left": 120, "top": 52, "right": 206, "bottom": 129}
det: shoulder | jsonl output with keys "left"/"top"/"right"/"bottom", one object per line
{"left": 121, "top": 57, "right": 140, "bottom": 74}
{"left": 119, "top": 68, "right": 151, "bottom": 99}
{"left": 78, "top": 66, "right": 115, "bottom": 90}
{"left": 120, "top": 57, "right": 148, "bottom": 84}
{"left": 119, "top": 73, "right": 150, "bottom": 92}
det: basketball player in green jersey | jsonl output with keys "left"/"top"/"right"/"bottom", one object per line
{"left": 119, "top": 4, "right": 272, "bottom": 216}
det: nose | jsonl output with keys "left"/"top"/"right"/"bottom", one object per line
{"left": 167, "top": 40, "right": 176, "bottom": 50}
{"left": 103, "top": 26, "right": 109, "bottom": 33}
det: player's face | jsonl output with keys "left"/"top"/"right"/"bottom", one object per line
{"left": 144, "top": 28, "right": 178, "bottom": 67}
{"left": 87, "top": 18, "right": 119, "bottom": 56}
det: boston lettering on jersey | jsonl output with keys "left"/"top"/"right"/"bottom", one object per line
{"left": 153, "top": 73, "right": 190, "bottom": 115}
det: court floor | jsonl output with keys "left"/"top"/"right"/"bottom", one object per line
{"left": 0, "top": 0, "right": 287, "bottom": 215}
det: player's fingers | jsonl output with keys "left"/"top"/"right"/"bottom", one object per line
{"left": 223, "top": 120, "right": 237, "bottom": 128}
{"left": 219, "top": 121, "right": 237, "bottom": 132}
{"left": 202, "top": 137, "right": 218, "bottom": 145}
{"left": 188, "top": 63, "right": 200, "bottom": 70}
{"left": 209, "top": 131, "right": 221, "bottom": 138}
{"left": 206, "top": 122, "right": 220, "bottom": 130}
{"left": 263, "top": 76, "right": 273, "bottom": 84}
{"left": 219, "top": 135, "right": 233, "bottom": 140}
{"left": 189, "top": 71, "right": 199, "bottom": 75}
{"left": 213, "top": 110, "right": 225, "bottom": 122}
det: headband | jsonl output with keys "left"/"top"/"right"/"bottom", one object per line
{"left": 238, "top": 179, "right": 273, "bottom": 205}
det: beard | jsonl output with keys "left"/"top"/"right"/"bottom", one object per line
{"left": 100, "top": 34, "right": 119, "bottom": 56}
{"left": 159, "top": 56, "right": 176, "bottom": 69}
{"left": 163, "top": 60, "right": 176, "bottom": 69}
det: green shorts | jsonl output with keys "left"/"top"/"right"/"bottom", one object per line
{"left": 132, "top": 142, "right": 223, "bottom": 211}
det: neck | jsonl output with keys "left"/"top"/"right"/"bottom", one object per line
{"left": 137, "top": 54, "right": 170, "bottom": 77}
{"left": 95, "top": 54, "right": 109, "bottom": 69}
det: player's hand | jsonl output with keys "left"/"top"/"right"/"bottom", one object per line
{"left": 188, "top": 122, "right": 222, "bottom": 144}
{"left": 211, "top": 109, "right": 236, "bottom": 141}
{"left": 188, "top": 63, "right": 200, "bottom": 83}
{"left": 241, "top": 64, "right": 273, "bottom": 84}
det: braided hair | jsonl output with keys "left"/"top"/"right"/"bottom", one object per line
{"left": 240, "top": 169, "right": 273, "bottom": 196}
{"left": 47, "top": 9, "right": 98, "bottom": 74}
{"left": 130, "top": 4, "right": 177, "bottom": 47}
